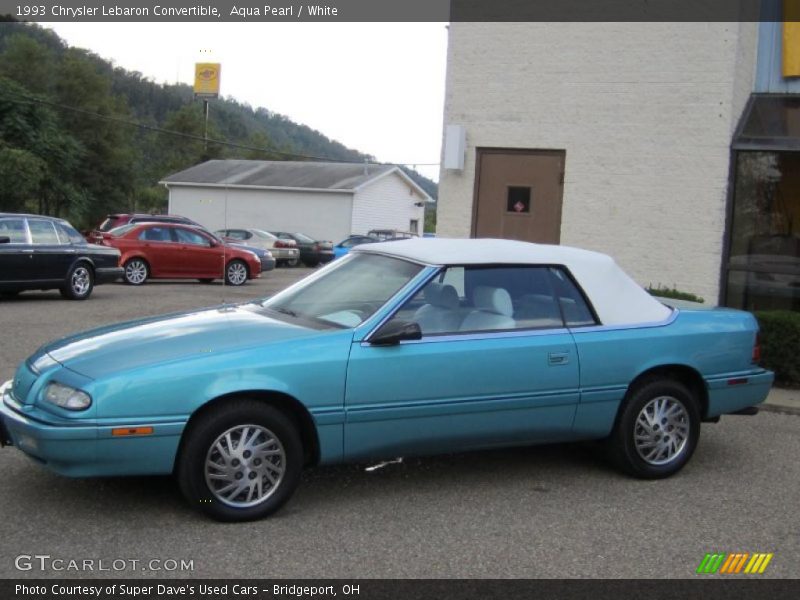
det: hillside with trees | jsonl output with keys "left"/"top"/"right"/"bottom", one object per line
{"left": 0, "top": 19, "right": 438, "bottom": 229}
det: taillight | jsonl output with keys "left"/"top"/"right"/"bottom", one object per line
{"left": 274, "top": 240, "right": 292, "bottom": 248}
{"left": 752, "top": 333, "right": 761, "bottom": 364}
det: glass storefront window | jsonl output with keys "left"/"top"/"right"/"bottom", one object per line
{"left": 726, "top": 151, "right": 800, "bottom": 311}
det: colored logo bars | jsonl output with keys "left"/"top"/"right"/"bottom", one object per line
{"left": 696, "top": 552, "right": 774, "bottom": 574}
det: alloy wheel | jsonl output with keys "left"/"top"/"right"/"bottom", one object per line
{"left": 71, "top": 266, "right": 91, "bottom": 297}
{"left": 633, "top": 396, "right": 690, "bottom": 466}
{"left": 125, "top": 260, "right": 147, "bottom": 284}
{"left": 204, "top": 424, "right": 286, "bottom": 508}
{"left": 227, "top": 262, "right": 248, "bottom": 285}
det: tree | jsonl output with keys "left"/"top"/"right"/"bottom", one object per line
{"left": 0, "top": 76, "right": 84, "bottom": 216}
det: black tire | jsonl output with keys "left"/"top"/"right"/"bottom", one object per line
{"left": 198, "top": 278, "right": 215, "bottom": 284}
{"left": 123, "top": 258, "right": 149, "bottom": 285}
{"left": 0, "top": 291, "right": 20, "bottom": 299}
{"left": 607, "top": 378, "right": 700, "bottom": 479}
{"left": 60, "top": 263, "right": 94, "bottom": 300}
{"left": 176, "top": 400, "right": 303, "bottom": 522}
{"left": 224, "top": 260, "right": 248, "bottom": 286}
{"left": 302, "top": 259, "right": 319, "bottom": 268}
{"left": 285, "top": 257, "right": 300, "bottom": 268}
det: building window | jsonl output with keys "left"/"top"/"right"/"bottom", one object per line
{"left": 725, "top": 151, "right": 800, "bottom": 311}
{"left": 409, "top": 219, "right": 419, "bottom": 234}
{"left": 507, "top": 186, "right": 531, "bottom": 214}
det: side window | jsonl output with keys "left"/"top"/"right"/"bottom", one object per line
{"left": 388, "top": 265, "right": 567, "bottom": 337}
{"left": 138, "top": 227, "right": 171, "bottom": 242}
{"left": 0, "top": 218, "right": 28, "bottom": 243}
{"left": 227, "top": 230, "right": 247, "bottom": 241}
{"left": 28, "top": 219, "right": 60, "bottom": 245}
{"left": 55, "top": 222, "right": 85, "bottom": 244}
{"left": 174, "top": 228, "right": 210, "bottom": 246}
{"left": 548, "top": 268, "right": 597, "bottom": 327}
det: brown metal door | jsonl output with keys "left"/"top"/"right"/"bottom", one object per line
{"left": 473, "top": 149, "right": 565, "bottom": 244}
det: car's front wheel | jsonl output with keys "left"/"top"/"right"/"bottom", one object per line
{"left": 225, "top": 260, "right": 248, "bottom": 286}
{"left": 124, "top": 258, "right": 149, "bottom": 285}
{"left": 60, "top": 263, "right": 94, "bottom": 300}
{"left": 607, "top": 378, "right": 700, "bottom": 479}
{"left": 176, "top": 400, "right": 303, "bottom": 521}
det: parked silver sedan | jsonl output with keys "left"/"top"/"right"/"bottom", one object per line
{"left": 215, "top": 228, "right": 300, "bottom": 267}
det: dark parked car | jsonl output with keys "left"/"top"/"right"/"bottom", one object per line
{"left": 87, "top": 213, "right": 201, "bottom": 244}
{"left": 0, "top": 213, "right": 122, "bottom": 300}
{"left": 271, "top": 231, "right": 334, "bottom": 267}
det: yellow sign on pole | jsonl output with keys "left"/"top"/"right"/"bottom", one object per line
{"left": 194, "top": 63, "right": 221, "bottom": 98}
{"left": 784, "top": 0, "right": 800, "bottom": 77}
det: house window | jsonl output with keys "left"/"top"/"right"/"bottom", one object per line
{"left": 409, "top": 219, "right": 419, "bottom": 234}
{"left": 507, "top": 186, "right": 531, "bottom": 214}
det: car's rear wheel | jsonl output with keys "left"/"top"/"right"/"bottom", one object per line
{"left": 176, "top": 400, "right": 302, "bottom": 521}
{"left": 60, "top": 263, "right": 94, "bottom": 300}
{"left": 225, "top": 260, "right": 248, "bottom": 286}
{"left": 285, "top": 257, "right": 299, "bottom": 268}
{"left": 0, "top": 290, "right": 20, "bottom": 299}
{"left": 124, "top": 258, "right": 149, "bottom": 285}
{"left": 607, "top": 378, "right": 700, "bottom": 479}
{"left": 302, "top": 259, "right": 319, "bottom": 268}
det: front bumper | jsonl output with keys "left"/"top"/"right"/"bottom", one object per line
{"left": 95, "top": 266, "right": 124, "bottom": 284}
{"left": 260, "top": 257, "right": 276, "bottom": 272}
{"left": 0, "top": 380, "right": 184, "bottom": 477}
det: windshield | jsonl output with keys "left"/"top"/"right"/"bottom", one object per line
{"left": 99, "top": 217, "right": 121, "bottom": 231}
{"left": 262, "top": 253, "right": 423, "bottom": 328}
{"left": 293, "top": 232, "right": 316, "bottom": 243}
{"left": 253, "top": 229, "right": 278, "bottom": 241}
{"left": 108, "top": 224, "right": 138, "bottom": 236}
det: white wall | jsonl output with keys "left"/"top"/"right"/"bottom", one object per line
{"left": 438, "top": 22, "right": 758, "bottom": 303}
{"left": 351, "top": 172, "right": 427, "bottom": 235}
{"left": 168, "top": 186, "right": 354, "bottom": 242}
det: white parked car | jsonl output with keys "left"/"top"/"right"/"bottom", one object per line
{"left": 215, "top": 228, "right": 300, "bottom": 267}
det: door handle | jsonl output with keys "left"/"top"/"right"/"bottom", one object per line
{"left": 548, "top": 352, "right": 570, "bottom": 366}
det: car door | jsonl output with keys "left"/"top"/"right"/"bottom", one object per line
{"left": 0, "top": 217, "right": 33, "bottom": 284}
{"left": 344, "top": 265, "right": 581, "bottom": 460}
{"left": 137, "top": 225, "right": 178, "bottom": 276}
{"left": 172, "top": 227, "right": 222, "bottom": 277}
{"left": 28, "top": 218, "right": 71, "bottom": 281}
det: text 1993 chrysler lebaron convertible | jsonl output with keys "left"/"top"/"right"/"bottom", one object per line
{"left": 0, "top": 239, "right": 773, "bottom": 521}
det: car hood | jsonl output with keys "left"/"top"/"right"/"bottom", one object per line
{"left": 36, "top": 304, "right": 329, "bottom": 379}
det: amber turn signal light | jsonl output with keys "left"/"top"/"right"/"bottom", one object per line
{"left": 111, "top": 426, "right": 154, "bottom": 437}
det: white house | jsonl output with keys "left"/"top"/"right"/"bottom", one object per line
{"left": 437, "top": 17, "right": 800, "bottom": 312}
{"left": 161, "top": 160, "right": 431, "bottom": 243}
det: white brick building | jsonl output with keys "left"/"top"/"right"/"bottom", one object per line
{"left": 162, "top": 160, "right": 430, "bottom": 244}
{"left": 437, "top": 19, "right": 800, "bottom": 311}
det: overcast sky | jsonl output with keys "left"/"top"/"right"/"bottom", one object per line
{"left": 43, "top": 23, "right": 448, "bottom": 181}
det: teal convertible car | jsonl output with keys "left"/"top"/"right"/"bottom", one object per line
{"left": 0, "top": 239, "right": 773, "bottom": 521}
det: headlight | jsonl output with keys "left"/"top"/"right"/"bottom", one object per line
{"left": 44, "top": 382, "right": 92, "bottom": 410}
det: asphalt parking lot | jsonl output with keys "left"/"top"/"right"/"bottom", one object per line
{"left": 1, "top": 270, "right": 799, "bottom": 579}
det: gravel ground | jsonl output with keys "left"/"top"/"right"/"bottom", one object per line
{"left": 1, "top": 270, "right": 798, "bottom": 579}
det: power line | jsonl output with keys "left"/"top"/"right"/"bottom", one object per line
{"left": 0, "top": 89, "right": 441, "bottom": 168}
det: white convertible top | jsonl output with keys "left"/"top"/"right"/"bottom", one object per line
{"left": 354, "top": 238, "right": 672, "bottom": 326}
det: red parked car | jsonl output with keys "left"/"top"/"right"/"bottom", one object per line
{"left": 85, "top": 213, "right": 201, "bottom": 244}
{"left": 99, "top": 223, "right": 261, "bottom": 286}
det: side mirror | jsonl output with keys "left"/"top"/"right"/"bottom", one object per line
{"left": 370, "top": 320, "right": 422, "bottom": 346}
{"left": 0, "top": 236, "right": 10, "bottom": 244}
